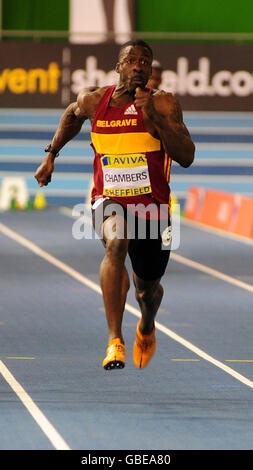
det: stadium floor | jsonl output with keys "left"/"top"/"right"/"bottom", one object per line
{"left": 0, "top": 205, "right": 253, "bottom": 453}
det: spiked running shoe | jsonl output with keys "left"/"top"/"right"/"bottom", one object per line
{"left": 103, "top": 338, "right": 126, "bottom": 370}
{"left": 133, "top": 321, "right": 156, "bottom": 368}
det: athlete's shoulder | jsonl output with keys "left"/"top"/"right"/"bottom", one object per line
{"left": 81, "top": 86, "right": 109, "bottom": 99}
{"left": 77, "top": 86, "right": 111, "bottom": 119}
{"left": 152, "top": 89, "right": 183, "bottom": 119}
{"left": 152, "top": 89, "right": 175, "bottom": 102}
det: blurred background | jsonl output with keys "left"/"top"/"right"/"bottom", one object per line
{"left": 0, "top": 0, "right": 253, "bottom": 212}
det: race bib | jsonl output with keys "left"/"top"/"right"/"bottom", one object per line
{"left": 101, "top": 154, "right": 151, "bottom": 197}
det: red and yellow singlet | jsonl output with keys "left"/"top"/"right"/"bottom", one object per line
{"left": 90, "top": 85, "right": 172, "bottom": 216}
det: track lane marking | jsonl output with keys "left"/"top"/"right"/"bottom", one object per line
{"left": 59, "top": 206, "right": 253, "bottom": 294}
{"left": 170, "top": 252, "right": 253, "bottom": 293}
{"left": 0, "top": 359, "right": 70, "bottom": 450}
{"left": 181, "top": 216, "right": 253, "bottom": 246}
{"left": 226, "top": 360, "right": 253, "bottom": 363}
{"left": 1, "top": 221, "right": 253, "bottom": 391}
{"left": 60, "top": 206, "right": 253, "bottom": 246}
{"left": 6, "top": 357, "right": 35, "bottom": 360}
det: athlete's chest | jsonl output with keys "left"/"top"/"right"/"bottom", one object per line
{"left": 93, "top": 101, "right": 156, "bottom": 138}
{"left": 96, "top": 104, "right": 140, "bottom": 131}
{"left": 91, "top": 101, "right": 161, "bottom": 156}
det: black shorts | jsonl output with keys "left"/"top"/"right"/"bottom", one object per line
{"left": 91, "top": 198, "right": 171, "bottom": 281}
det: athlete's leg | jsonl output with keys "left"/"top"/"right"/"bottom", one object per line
{"left": 99, "top": 214, "right": 130, "bottom": 344}
{"left": 128, "top": 233, "right": 170, "bottom": 368}
{"left": 132, "top": 273, "right": 163, "bottom": 368}
{"left": 133, "top": 272, "right": 163, "bottom": 334}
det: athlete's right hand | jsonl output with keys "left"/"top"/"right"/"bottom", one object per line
{"left": 34, "top": 157, "right": 54, "bottom": 187}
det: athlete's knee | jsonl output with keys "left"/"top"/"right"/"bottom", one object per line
{"left": 135, "top": 281, "right": 163, "bottom": 305}
{"left": 106, "top": 237, "right": 129, "bottom": 262}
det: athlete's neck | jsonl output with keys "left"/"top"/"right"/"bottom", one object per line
{"left": 112, "top": 84, "right": 135, "bottom": 101}
{"left": 110, "top": 84, "right": 135, "bottom": 106}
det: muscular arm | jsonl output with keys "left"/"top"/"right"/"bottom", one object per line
{"left": 135, "top": 88, "right": 195, "bottom": 168}
{"left": 50, "top": 86, "right": 104, "bottom": 154}
{"left": 34, "top": 87, "right": 99, "bottom": 187}
{"left": 50, "top": 102, "right": 87, "bottom": 155}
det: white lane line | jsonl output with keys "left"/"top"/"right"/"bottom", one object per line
{"left": 1, "top": 221, "right": 253, "bottom": 390}
{"left": 0, "top": 359, "right": 70, "bottom": 450}
{"left": 181, "top": 216, "right": 253, "bottom": 246}
{"left": 60, "top": 207, "right": 253, "bottom": 294}
{"left": 170, "top": 252, "right": 253, "bottom": 294}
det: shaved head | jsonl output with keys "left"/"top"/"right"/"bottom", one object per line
{"left": 118, "top": 40, "right": 153, "bottom": 62}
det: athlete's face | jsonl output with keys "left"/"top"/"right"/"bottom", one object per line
{"left": 116, "top": 46, "right": 152, "bottom": 92}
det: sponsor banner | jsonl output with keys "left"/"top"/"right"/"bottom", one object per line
{"left": 1, "top": 41, "right": 253, "bottom": 110}
{"left": 0, "top": 42, "right": 63, "bottom": 108}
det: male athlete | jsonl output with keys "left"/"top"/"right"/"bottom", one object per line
{"left": 35, "top": 40, "right": 195, "bottom": 370}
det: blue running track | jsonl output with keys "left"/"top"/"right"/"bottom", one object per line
{"left": 0, "top": 109, "right": 253, "bottom": 456}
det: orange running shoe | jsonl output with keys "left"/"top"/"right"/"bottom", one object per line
{"left": 103, "top": 338, "right": 126, "bottom": 370}
{"left": 133, "top": 321, "right": 156, "bottom": 368}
